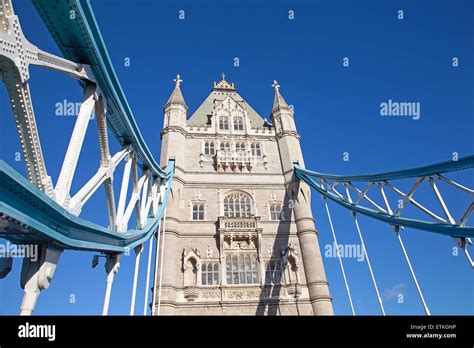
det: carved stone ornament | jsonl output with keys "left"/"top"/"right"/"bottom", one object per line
{"left": 183, "top": 286, "right": 199, "bottom": 301}
{"left": 182, "top": 248, "right": 201, "bottom": 271}
{"left": 226, "top": 290, "right": 260, "bottom": 300}
{"left": 223, "top": 234, "right": 257, "bottom": 250}
{"left": 281, "top": 243, "right": 299, "bottom": 270}
{"left": 286, "top": 284, "right": 302, "bottom": 298}
{"left": 201, "top": 291, "right": 221, "bottom": 300}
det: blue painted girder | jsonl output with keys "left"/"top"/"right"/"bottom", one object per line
{"left": 0, "top": 160, "right": 173, "bottom": 253}
{"left": 294, "top": 157, "right": 474, "bottom": 238}
{"left": 296, "top": 156, "right": 474, "bottom": 182}
{"left": 32, "top": 0, "right": 168, "bottom": 178}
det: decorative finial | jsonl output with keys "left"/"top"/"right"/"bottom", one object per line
{"left": 272, "top": 80, "right": 280, "bottom": 92}
{"left": 173, "top": 74, "right": 183, "bottom": 87}
{"left": 213, "top": 73, "right": 236, "bottom": 90}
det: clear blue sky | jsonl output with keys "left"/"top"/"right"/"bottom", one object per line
{"left": 0, "top": 0, "right": 472, "bottom": 315}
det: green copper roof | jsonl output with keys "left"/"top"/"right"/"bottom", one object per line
{"left": 187, "top": 90, "right": 266, "bottom": 128}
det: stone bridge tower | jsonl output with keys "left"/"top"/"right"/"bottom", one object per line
{"left": 157, "top": 74, "right": 333, "bottom": 315}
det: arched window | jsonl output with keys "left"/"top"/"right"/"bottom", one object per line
{"left": 235, "top": 142, "right": 245, "bottom": 154}
{"left": 233, "top": 117, "right": 243, "bottom": 131}
{"left": 223, "top": 192, "right": 253, "bottom": 218}
{"left": 219, "top": 116, "right": 229, "bottom": 130}
{"left": 204, "top": 141, "right": 215, "bottom": 155}
{"left": 251, "top": 143, "right": 262, "bottom": 156}
{"left": 220, "top": 142, "right": 230, "bottom": 153}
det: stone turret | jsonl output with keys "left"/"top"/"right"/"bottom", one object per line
{"left": 155, "top": 76, "right": 333, "bottom": 316}
{"left": 271, "top": 81, "right": 334, "bottom": 315}
{"left": 161, "top": 74, "right": 187, "bottom": 167}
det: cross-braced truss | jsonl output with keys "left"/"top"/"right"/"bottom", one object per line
{"left": 295, "top": 156, "right": 474, "bottom": 267}
{"left": 0, "top": 0, "right": 173, "bottom": 250}
{"left": 0, "top": 0, "right": 174, "bottom": 315}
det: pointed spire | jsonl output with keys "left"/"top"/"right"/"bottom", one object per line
{"left": 271, "top": 80, "right": 292, "bottom": 114}
{"left": 165, "top": 74, "right": 187, "bottom": 109}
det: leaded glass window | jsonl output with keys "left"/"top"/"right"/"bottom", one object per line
{"left": 235, "top": 142, "right": 245, "bottom": 154}
{"left": 269, "top": 203, "right": 282, "bottom": 221}
{"left": 251, "top": 143, "right": 262, "bottom": 156}
{"left": 220, "top": 142, "right": 231, "bottom": 153}
{"left": 219, "top": 116, "right": 229, "bottom": 130}
{"left": 204, "top": 141, "right": 215, "bottom": 155}
{"left": 233, "top": 117, "right": 243, "bottom": 131}
{"left": 223, "top": 192, "right": 253, "bottom": 218}
{"left": 192, "top": 203, "right": 204, "bottom": 220}
{"left": 265, "top": 260, "right": 285, "bottom": 285}
{"left": 201, "top": 262, "right": 219, "bottom": 285}
{"left": 225, "top": 253, "right": 259, "bottom": 285}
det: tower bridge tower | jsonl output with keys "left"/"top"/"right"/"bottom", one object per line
{"left": 157, "top": 74, "right": 333, "bottom": 315}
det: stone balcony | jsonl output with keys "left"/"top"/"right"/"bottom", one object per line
{"left": 218, "top": 216, "right": 261, "bottom": 232}
{"left": 218, "top": 216, "right": 263, "bottom": 256}
{"left": 215, "top": 150, "right": 255, "bottom": 172}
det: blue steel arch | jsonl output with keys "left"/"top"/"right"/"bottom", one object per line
{"left": 294, "top": 156, "right": 474, "bottom": 238}
{"left": 0, "top": 160, "right": 173, "bottom": 252}
{"left": 0, "top": 0, "right": 175, "bottom": 253}
{"left": 32, "top": 0, "right": 168, "bottom": 177}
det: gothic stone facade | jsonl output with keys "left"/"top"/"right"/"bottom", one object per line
{"left": 155, "top": 76, "right": 333, "bottom": 315}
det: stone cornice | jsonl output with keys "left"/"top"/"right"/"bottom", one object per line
{"left": 185, "top": 132, "right": 277, "bottom": 141}
{"left": 161, "top": 126, "right": 189, "bottom": 139}
{"left": 275, "top": 130, "right": 300, "bottom": 140}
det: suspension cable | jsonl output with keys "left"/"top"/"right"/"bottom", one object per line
{"left": 143, "top": 226, "right": 161, "bottom": 315}
{"left": 463, "top": 246, "right": 474, "bottom": 268}
{"left": 156, "top": 208, "right": 168, "bottom": 315}
{"left": 102, "top": 254, "right": 119, "bottom": 315}
{"left": 323, "top": 197, "right": 355, "bottom": 315}
{"left": 151, "top": 210, "right": 164, "bottom": 316}
{"left": 352, "top": 213, "right": 386, "bottom": 315}
{"left": 395, "top": 226, "right": 431, "bottom": 315}
{"left": 375, "top": 183, "right": 431, "bottom": 316}
{"left": 129, "top": 244, "right": 143, "bottom": 315}
{"left": 143, "top": 231, "right": 156, "bottom": 315}
{"left": 102, "top": 271, "right": 114, "bottom": 315}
